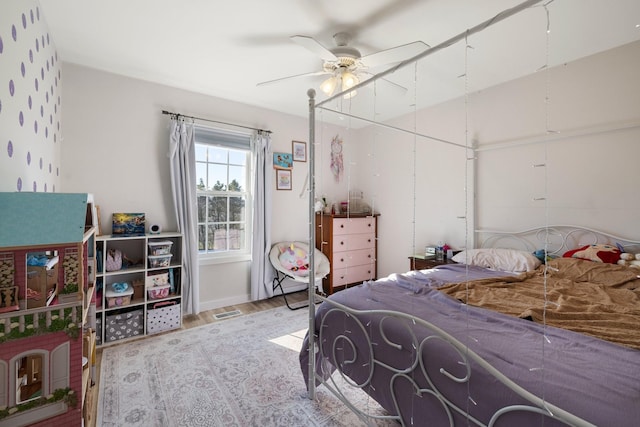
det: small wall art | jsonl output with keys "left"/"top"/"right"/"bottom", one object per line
{"left": 273, "top": 152, "right": 293, "bottom": 169}
{"left": 276, "top": 169, "right": 292, "bottom": 190}
{"left": 292, "top": 140, "right": 307, "bottom": 162}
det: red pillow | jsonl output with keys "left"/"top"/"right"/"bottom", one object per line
{"left": 563, "top": 244, "right": 621, "bottom": 264}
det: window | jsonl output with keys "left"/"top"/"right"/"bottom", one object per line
{"left": 16, "top": 354, "right": 43, "bottom": 404}
{"left": 195, "top": 126, "right": 252, "bottom": 258}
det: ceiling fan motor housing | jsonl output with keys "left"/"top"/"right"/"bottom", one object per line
{"left": 331, "top": 46, "right": 361, "bottom": 59}
{"left": 330, "top": 31, "right": 362, "bottom": 61}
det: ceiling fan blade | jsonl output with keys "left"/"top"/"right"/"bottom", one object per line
{"left": 291, "top": 35, "right": 337, "bottom": 61}
{"left": 360, "top": 41, "right": 429, "bottom": 68}
{"left": 256, "top": 70, "right": 330, "bottom": 87}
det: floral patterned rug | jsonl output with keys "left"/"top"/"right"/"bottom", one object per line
{"left": 98, "top": 305, "right": 393, "bottom": 426}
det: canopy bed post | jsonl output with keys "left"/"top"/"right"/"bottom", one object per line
{"left": 307, "top": 88, "right": 317, "bottom": 400}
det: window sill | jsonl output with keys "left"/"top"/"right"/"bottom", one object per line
{"left": 0, "top": 401, "right": 68, "bottom": 427}
{"left": 198, "top": 253, "right": 252, "bottom": 266}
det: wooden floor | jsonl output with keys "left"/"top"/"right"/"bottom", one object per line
{"left": 87, "top": 290, "right": 308, "bottom": 427}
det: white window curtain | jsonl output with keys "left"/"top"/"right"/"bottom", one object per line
{"left": 250, "top": 131, "right": 275, "bottom": 300}
{"left": 169, "top": 118, "right": 200, "bottom": 315}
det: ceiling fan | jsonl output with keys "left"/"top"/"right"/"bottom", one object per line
{"left": 257, "top": 32, "right": 428, "bottom": 98}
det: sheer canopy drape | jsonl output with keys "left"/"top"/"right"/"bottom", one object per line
{"left": 169, "top": 118, "right": 200, "bottom": 314}
{"left": 250, "top": 131, "right": 274, "bottom": 300}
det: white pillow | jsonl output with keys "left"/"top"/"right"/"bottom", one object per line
{"left": 452, "top": 248, "right": 541, "bottom": 272}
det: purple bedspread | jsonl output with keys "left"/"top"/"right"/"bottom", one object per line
{"left": 299, "top": 264, "right": 640, "bottom": 426}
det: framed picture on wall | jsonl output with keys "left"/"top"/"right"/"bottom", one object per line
{"left": 292, "top": 140, "right": 307, "bottom": 162}
{"left": 273, "top": 152, "right": 293, "bottom": 169}
{"left": 276, "top": 169, "right": 292, "bottom": 190}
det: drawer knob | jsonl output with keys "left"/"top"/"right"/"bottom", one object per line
{"left": 340, "top": 258, "right": 344, "bottom": 262}
{"left": 340, "top": 224, "right": 345, "bottom": 228}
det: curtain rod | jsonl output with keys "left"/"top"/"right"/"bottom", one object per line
{"left": 162, "top": 110, "right": 272, "bottom": 134}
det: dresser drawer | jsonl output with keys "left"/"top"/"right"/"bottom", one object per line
{"left": 332, "top": 233, "right": 375, "bottom": 252}
{"left": 333, "top": 217, "right": 376, "bottom": 235}
{"left": 332, "top": 248, "right": 375, "bottom": 269}
{"left": 332, "top": 264, "right": 376, "bottom": 287}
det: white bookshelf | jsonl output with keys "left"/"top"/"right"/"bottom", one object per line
{"left": 95, "top": 232, "right": 183, "bottom": 345}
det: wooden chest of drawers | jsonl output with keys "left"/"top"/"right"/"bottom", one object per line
{"left": 316, "top": 213, "right": 378, "bottom": 294}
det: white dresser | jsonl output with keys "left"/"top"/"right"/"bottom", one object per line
{"left": 316, "top": 213, "right": 378, "bottom": 294}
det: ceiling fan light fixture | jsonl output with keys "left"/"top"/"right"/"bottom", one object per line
{"left": 320, "top": 76, "right": 338, "bottom": 96}
{"left": 341, "top": 71, "right": 359, "bottom": 99}
{"left": 341, "top": 71, "right": 359, "bottom": 89}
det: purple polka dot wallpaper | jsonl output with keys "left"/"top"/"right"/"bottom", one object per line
{"left": 0, "top": 1, "right": 61, "bottom": 193}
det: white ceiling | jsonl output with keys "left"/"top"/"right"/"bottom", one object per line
{"left": 39, "top": 0, "right": 639, "bottom": 123}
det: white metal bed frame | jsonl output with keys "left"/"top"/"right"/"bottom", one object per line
{"left": 303, "top": 1, "right": 639, "bottom": 425}
{"left": 315, "top": 303, "right": 588, "bottom": 427}
{"left": 476, "top": 225, "right": 640, "bottom": 255}
{"left": 304, "top": 225, "right": 640, "bottom": 426}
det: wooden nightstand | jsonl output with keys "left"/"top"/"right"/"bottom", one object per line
{"left": 408, "top": 255, "right": 456, "bottom": 271}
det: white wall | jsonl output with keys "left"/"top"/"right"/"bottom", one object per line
{"left": 59, "top": 63, "right": 344, "bottom": 310}
{"left": 0, "top": 0, "right": 62, "bottom": 193}
{"left": 472, "top": 40, "right": 640, "bottom": 238}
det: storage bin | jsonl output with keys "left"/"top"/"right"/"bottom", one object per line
{"left": 105, "top": 308, "right": 144, "bottom": 342}
{"left": 147, "top": 284, "right": 170, "bottom": 300}
{"left": 146, "top": 272, "right": 169, "bottom": 287}
{"left": 147, "top": 302, "right": 181, "bottom": 334}
{"left": 148, "top": 240, "right": 173, "bottom": 256}
{"left": 105, "top": 282, "right": 134, "bottom": 308}
{"left": 148, "top": 254, "right": 172, "bottom": 268}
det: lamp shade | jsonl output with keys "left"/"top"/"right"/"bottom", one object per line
{"left": 320, "top": 76, "right": 338, "bottom": 96}
{"left": 341, "top": 71, "right": 359, "bottom": 99}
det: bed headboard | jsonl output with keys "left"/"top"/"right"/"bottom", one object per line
{"left": 476, "top": 225, "right": 640, "bottom": 256}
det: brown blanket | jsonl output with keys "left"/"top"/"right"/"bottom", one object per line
{"left": 437, "top": 257, "right": 640, "bottom": 350}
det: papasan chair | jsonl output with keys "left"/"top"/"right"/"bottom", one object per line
{"left": 269, "top": 241, "right": 330, "bottom": 310}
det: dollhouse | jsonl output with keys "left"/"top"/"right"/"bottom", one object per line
{"left": 0, "top": 192, "right": 97, "bottom": 427}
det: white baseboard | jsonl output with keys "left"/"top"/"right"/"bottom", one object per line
{"left": 198, "top": 280, "right": 307, "bottom": 312}
{"left": 199, "top": 294, "right": 252, "bottom": 312}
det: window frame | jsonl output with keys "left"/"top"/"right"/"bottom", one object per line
{"left": 194, "top": 126, "right": 253, "bottom": 264}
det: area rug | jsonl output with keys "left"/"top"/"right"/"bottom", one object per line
{"left": 98, "top": 306, "right": 393, "bottom": 426}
